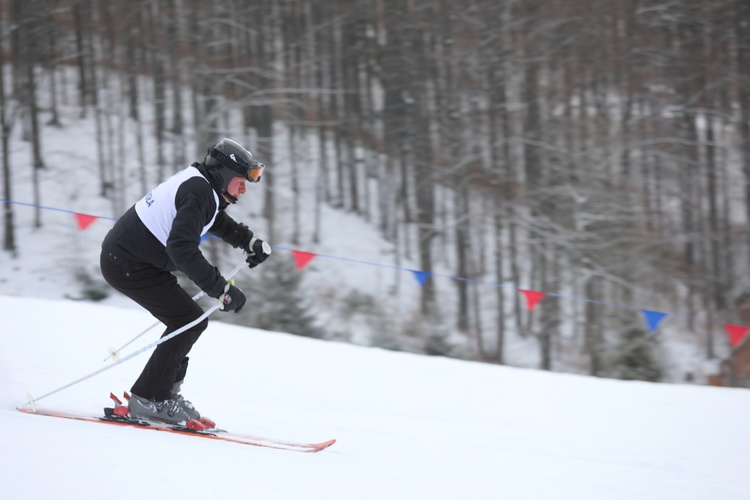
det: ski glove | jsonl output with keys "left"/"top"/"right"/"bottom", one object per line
{"left": 245, "top": 236, "right": 272, "bottom": 269}
{"left": 219, "top": 282, "right": 246, "bottom": 313}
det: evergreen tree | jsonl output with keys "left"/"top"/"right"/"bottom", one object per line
{"left": 226, "top": 256, "right": 323, "bottom": 339}
{"left": 610, "top": 326, "right": 664, "bottom": 382}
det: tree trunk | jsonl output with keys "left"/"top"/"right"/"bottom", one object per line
{"left": 0, "top": 3, "right": 16, "bottom": 255}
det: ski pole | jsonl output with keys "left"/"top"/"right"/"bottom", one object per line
{"left": 23, "top": 258, "right": 246, "bottom": 409}
{"left": 22, "top": 303, "right": 223, "bottom": 409}
{"left": 103, "top": 260, "right": 245, "bottom": 362}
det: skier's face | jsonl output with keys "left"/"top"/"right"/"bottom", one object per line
{"left": 226, "top": 177, "right": 247, "bottom": 200}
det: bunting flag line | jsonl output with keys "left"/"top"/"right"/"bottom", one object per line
{"left": 519, "top": 289, "right": 546, "bottom": 312}
{"left": 641, "top": 310, "right": 668, "bottom": 333}
{"left": 5, "top": 198, "right": 750, "bottom": 348}
{"left": 292, "top": 250, "right": 317, "bottom": 270}
{"left": 724, "top": 324, "right": 750, "bottom": 348}
{"left": 74, "top": 213, "right": 98, "bottom": 231}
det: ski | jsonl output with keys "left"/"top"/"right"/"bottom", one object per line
{"left": 17, "top": 406, "right": 336, "bottom": 453}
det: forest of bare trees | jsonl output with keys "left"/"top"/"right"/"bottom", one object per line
{"left": 3, "top": 0, "right": 750, "bottom": 380}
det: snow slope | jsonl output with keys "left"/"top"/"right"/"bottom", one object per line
{"left": 1, "top": 295, "right": 748, "bottom": 499}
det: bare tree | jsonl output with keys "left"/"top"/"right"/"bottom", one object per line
{"left": 1, "top": 1, "right": 16, "bottom": 254}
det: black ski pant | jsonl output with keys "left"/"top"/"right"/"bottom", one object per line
{"left": 100, "top": 252, "right": 208, "bottom": 401}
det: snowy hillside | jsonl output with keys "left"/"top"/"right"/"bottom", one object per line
{"left": 1, "top": 295, "right": 748, "bottom": 499}
{"left": 0, "top": 58, "right": 734, "bottom": 384}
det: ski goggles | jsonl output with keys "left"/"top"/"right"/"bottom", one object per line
{"left": 244, "top": 160, "right": 265, "bottom": 183}
{"left": 209, "top": 147, "right": 265, "bottom": 183}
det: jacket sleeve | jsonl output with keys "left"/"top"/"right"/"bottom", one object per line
{"left": 166, "top": 179, "right": 226, "bottom": 298}
{"left": 209, "top": 210, "right": 254, "bottom": 251}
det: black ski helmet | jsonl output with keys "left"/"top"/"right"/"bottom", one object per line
{"left": 204, "top": 138, "right": 265, "bottom": 204}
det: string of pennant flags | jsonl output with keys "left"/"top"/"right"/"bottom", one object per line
{"left": 3, "top": 197, "right": 749, "bottom": 348}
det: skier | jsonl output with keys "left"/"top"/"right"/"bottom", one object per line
{"left": 100, "top": 138, "right": 271, "bottom": 425}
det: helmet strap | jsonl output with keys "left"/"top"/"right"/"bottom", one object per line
{"left": 198, "top": 161, "right": 238, "bottom": 204}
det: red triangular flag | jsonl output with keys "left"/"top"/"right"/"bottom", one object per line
{"left": 724, "top": 324, "right": 750, "bottom": 347}
{"left": 291, "top": 250, "right": 317, "bottom": 270}
{"left": 519, "top": 289, "right": 546, "bottom": 312}
{"left": 74, "top": 213, "right": 98, "bottom": 231}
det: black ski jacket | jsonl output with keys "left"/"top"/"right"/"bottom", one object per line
{"left": 102, "top": 163, "right": 249, "bottom": 299}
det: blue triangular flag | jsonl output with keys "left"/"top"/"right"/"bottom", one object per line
{"left": 641, "top": 310, "right": 667, "bottom": 333}
{"left": 411, "top": 270, "right": 431, "bottom": 286}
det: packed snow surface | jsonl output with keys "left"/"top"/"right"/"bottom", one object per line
{"left": 1, "top": 295, "right": 749, "bottom": 499}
